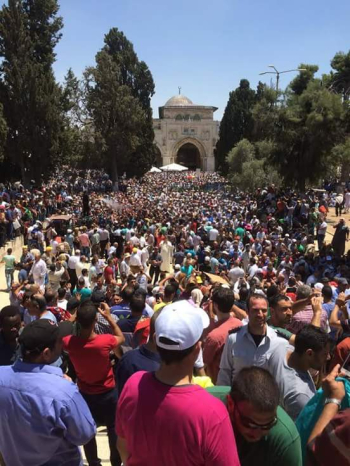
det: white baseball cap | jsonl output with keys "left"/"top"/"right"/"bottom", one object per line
{"left": 156, "top": 300, "right": 209, "bottom": 351}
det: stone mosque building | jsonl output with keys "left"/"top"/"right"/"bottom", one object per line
{"left": 153, "top": 93, "right": 219, "bottom": 171}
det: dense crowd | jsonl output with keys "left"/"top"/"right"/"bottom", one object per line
{"left": 0, "top": 168, "right": 350, "bottom": 466}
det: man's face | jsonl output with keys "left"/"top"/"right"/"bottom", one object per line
{"left": 271, "top": 299, "right": 293, "bottom": 328}
{"left": 230, "top": 399, "right": 277, "bottom": 442}
{"left": 248, "top": 298, "right": 268, "bottom": 330}
{"left": 309, "top": 343, "right": 330, "bottom": 371}
{"left": 1, "top": 315, "right": 21, "bottom": 341}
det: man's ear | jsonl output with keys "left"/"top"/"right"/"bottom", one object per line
{"left": 42, "top": 347, "right": 51, "bottom": 363}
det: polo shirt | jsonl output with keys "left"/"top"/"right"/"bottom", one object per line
{"left": 0, "top": 361, "right": 96, "bottom": 465}
{"left": 203, "top": 317, "right": 242, "bottom": 384}
{"left": 116, "top": 345, "right": 160, "bottom": 394}
{"left": 207, "top": 386, "right": 302, "bottom": 466}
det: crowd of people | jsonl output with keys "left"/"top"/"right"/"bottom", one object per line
{"left": 0, "top": 168, "right": 350, "bottom": 466}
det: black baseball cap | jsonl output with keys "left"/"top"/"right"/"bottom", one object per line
{"left": 19, "top": 319, "right": 73, "bottom": 354}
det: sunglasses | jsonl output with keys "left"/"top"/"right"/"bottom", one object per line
{"left": 235, "top": 402, "right": 277, "bottom": 431}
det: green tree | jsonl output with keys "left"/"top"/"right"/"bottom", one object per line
{"left": 271, "top": 78, "right": 344, "bottom": 190}
{"left": 332, "top": 137, "right": 350, "bottom": 181}
{"left": 0, "top": 0, "right": 64, "bottom": 184}
{"left": 227, "top": 139, "right": 280, "bottom": 191}
{"left": 289, "top": 64, "right": 319, "bottom": 95}
{"left": 329, "top": 51, "right": 350, "bottom": 100}
{"left": 215, "top": 79, "right": 256, "bottom": 171}
{"left": 86, "top": 28, "right": 156, "bottom": 180}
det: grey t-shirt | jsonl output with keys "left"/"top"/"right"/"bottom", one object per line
{"left": 268, "top": 345, "right": 316, "bottom": 421}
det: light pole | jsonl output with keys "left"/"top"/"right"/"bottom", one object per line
{"left": 259, "top": 65, "right": 307, "bottom": 93}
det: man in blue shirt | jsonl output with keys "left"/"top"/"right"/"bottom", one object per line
{"left": 0, "top": 320, "right": 96, "bottom": 466}
{"left": 116, "top": 312, "right": 160, "bottom": 394}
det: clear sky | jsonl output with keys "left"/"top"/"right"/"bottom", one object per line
{"left": 13, "top": 0, "right": 350, "bottom": 119}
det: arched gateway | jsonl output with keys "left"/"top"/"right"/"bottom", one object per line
{"left": 153, "top": 93, "right": 219, "bottom": 172}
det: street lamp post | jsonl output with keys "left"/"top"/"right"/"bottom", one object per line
{"left": 259, "top": 65, "right": 307, "bottom": 94}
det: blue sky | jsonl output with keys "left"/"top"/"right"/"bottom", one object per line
{"left": 11, "top": 0, "right": 350, "bottom": 119}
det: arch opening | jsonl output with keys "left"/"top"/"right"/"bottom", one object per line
{"left": 176, "top": 143, "right": 201, "bottom": 170}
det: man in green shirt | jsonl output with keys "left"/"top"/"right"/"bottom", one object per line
{"left": 207, "top": 367, "right": 302, "bottom": 466}
{"left": 2, "top": 247, "right": 16, "bottom": 292}
{"left": 268, "top": 294, "right": 295, "bottom": 345}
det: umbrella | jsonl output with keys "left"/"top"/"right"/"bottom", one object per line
{"left": 160, "top": 163, "right": 188, "bottom": 172}
{"left": 148, "top": 166, "right": 162, "bottom": 173}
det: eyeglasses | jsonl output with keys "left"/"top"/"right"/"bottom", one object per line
{"left": 235, "top": 403, "right": 277, "bottom": 431}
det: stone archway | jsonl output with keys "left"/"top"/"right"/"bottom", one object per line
{"left": 172, "top": 138, "right": 206, "bottom": 170}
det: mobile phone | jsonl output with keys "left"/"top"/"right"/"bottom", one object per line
{"left": 341, "top": 352, "right": 350, "bottom": 378}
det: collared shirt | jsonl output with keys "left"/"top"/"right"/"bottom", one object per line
{"left": 287, "top": 305, "right": 329, "bottom": 335}
{"left": 217, "top": 324, "right": 289, "bottom": 386}
{"left": 116, "top": 344, "right": 160, "bottom": 394}
{"left": 0, "top": 361, "right": 96, "bottom": 466}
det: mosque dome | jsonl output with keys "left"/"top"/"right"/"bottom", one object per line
{"left": 164, "top": 94, "right": 194, "bottom": 107}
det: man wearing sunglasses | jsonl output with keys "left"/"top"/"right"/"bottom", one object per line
{"left": 208, "top": 367, "right": 302, "bottom": 466}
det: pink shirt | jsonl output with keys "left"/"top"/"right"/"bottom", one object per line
{"left": 79, "top": 233, "right": 90, "bottom": 247}
{"left": 116, "top": 371, "right": 240, "bottom": 466}
{"left": 203, "top": 316, "right": 242, "bottom": 384}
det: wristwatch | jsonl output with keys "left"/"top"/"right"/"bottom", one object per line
{"left": 324, "top": 398, "right": 342, "bottom": 409}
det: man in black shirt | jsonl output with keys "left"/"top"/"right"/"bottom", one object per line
{"left": 0, "top": 306, "right": 20, "bottom": 366}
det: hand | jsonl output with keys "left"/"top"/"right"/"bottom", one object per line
{"left": 311, "top": 295, "right": 323, "bottom": 314}
{"left": 98, "top": 302, "right": 112, "bottom": 319}
{"left": 336, "top": 292, "right": 346, "bottom": 307}
{"left": 322, "top": 364, "right": 346, "bottom": 402}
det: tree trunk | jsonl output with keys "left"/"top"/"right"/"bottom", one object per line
{"left": 110, "top": 153, "right": 119, "bottom": 191}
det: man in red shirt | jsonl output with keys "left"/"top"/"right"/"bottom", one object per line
{"left": 203, "top": 287, "right": 242, "bottom": 384}
{"left": 63, "top": 301, "right": 125, "bottom": 466}
{"left": 104, "top": 258, "right": 114, "bottom": 284}
{"left": 116, "top": 300, "right": 240, "bottom": 466}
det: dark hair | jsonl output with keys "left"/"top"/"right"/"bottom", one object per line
{"left": 212, "top": 287, "right": 235, "bottom": 314}
{"left": 57, "top": 288, "right": 66, "bottom": 300}
{"left": 156, "top": 338, "right": 196, "bottom": 365}
{"left": 164, "top": 284, "right": 177, "bottom": 298}
{"left": 322, "top": 285, "right": 333, "bottom": 300}
{"left": 31, "top": 294, "right": 47, "bottom": 313}
{"left": 269, "top": 294, "right": 291, "bottom": 309}
{"left": 44, "top": 288, "right": 57, "bottom": 305}
{"left": 0, "top": 305, "right": 20, "bottom": 325}
{"left": 294, "top": 325, "right": 330, "bottom": 356}
{"left": 130, "top": 294, "right": 145, "bottom": 315}
{"left": 230, "top": 367, "right": 279, "bottom": 412}
{"left": 122, "top": 285, "right": 135, "bottom": 302}
{"left": 76, "top": 301, "right": 97, "bottom": 329}
{"left": 266, "top": 284, "right": 279, "bottom": 300}
{"left": 247, "top": 293, "right": 268, "bottom": 310}
{"left": 239, "top": 286, "right": 249, "bottom": 302}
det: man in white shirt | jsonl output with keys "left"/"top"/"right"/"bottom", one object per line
{"left": 29, "top": 252, "right": 47, "bottom": 292}
{"left": 67, "top": 250, "right": 81, "bottom": 288}
{"left": 317, "top": 220, "right": 327, "bottom": 250}
{"left": 228, "top": 261, "right": 244, "bottom": 286}
{"left": 208, "top": 225, "right": 219, "bottom": 242}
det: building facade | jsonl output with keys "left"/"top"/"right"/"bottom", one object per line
{"left": 153, "top": 94, "right": 219, "bottom": 171}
